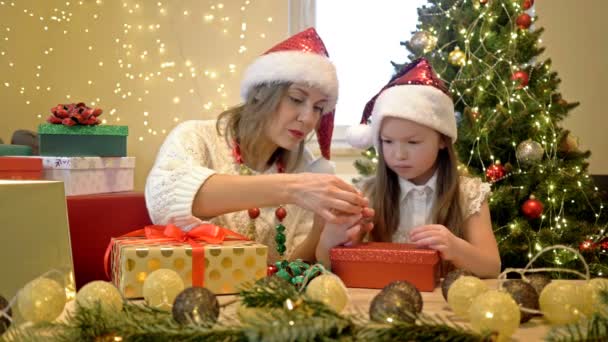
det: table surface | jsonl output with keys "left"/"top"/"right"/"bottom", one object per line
{"left": 56, "top": 279, "right": 559, "bottom": 341}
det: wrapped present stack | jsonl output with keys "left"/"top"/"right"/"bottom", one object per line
{"left": 37, "top": 102, "right": 134, "bottom": 196}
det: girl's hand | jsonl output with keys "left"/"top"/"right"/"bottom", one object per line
{"left": 409, "top": 224, "right": 461, "bottom": 261}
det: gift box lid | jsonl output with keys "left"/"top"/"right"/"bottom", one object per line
{"left": 0, "top": 144, "right": 33, "bottom": 156}
{"left": 330, "top": 242, "right": 440, "bottom": 264}
{"left": 38, "top": 123, "right": 128, "bottom": 136}
{"left": 41, "top": 156, "right": 135, "bottom": 169}
{"left": 0, "top": 156, "right": 42, "bottom": 171}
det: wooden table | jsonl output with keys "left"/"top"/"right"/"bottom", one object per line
{"left": 55, "top": 279, "right": 554, "bottom": 340}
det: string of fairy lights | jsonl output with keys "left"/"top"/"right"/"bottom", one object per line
{"left": 0, "top": 0, "right": 276, "bottom": 143}
{"left": 414, "top": 0, "right": 605, "bottom": 268}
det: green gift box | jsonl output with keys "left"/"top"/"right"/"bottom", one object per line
{"left": 38, "top": 123, "right": 128, "bottom": 157}
{"left": 0, "top": 144, "right": 33, "bottom": 156}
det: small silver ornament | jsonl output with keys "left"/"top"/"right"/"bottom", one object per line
{"left": 516, "top": 139, "right": 544, "bottom": 165}
{"left": 409, "top": 31, "right": 437, "bottom": 54}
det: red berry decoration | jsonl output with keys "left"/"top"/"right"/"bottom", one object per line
{"left": 248, "top": 208, "right": 260, "bottom": 219}
{"left": 486, "top": 163, "right": 506, "bottom": 183}
{"left": 522, "top": 196, "right": 543, "bottom": 219}
{"left": 522, "top": 0, "right": 534, "bottom": 10}
{"left": 511, "top": 70, "right": 529, "bottom": 89}
{"left": 516, "top": 13, "right": 532, "bottom": 29}
{"left": 267, "top": 264, "right": 278, "bottom": 276}
{"left": 275, "top": 207, "right": 287, "bottom": 221}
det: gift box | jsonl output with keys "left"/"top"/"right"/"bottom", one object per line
{"left": 0, "top": 180, "right": 74, "bottom": 299}
{"left": 330, "top": 242, "right": 441, "bottom": 292}
{"left": 0, "top": 156, "right": 42, "bottom": 180}
{"left": 66, "top": 192, "right": 152, "bottom": 289}
{"left": 0, "top": 144, "right": 33, "bottom": 156}
{"left": 109, "top": 225, "right": 268, "bottom": 298}
{"left": 38, "top": 123, "right": 128, "bottom": 157}
{"left": 41, "top": 156, "right": 135, "bottom": 195}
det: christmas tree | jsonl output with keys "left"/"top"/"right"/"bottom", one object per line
{"left": 354, "top": 0, "right": 607, "bottom": 276}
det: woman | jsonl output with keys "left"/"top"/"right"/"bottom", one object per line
{"left": 145, "top": 28, "right": 372, "bottom": 263}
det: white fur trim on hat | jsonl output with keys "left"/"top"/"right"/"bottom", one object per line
{"left": 360, "top": 85, "right": 456, "bottom": 152}
{"left": 346, "top": 124, "right": 374, "bottom": 149}
{"left": 240, "top": 51, "right": 338, "bottom": 113}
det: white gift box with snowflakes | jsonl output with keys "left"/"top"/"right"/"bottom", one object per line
{"left": 41, "top": 156, "right": 135, "bottom": 195}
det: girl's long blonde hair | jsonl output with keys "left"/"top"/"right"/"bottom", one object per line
{"left": 216, "top": 82, "right": 305, "bottom": 172}
{"left": 366, "top": 135, "right": 464, "bottom": 242}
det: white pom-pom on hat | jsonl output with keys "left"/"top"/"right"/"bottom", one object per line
{"left": 346, "top": 124, "right": 374, "bottom": 149}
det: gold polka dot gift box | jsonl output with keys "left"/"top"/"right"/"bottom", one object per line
{"left": 106, "top": 224, "right": 268, "bottom": 298}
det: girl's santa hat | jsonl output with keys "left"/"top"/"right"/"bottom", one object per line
{"left": 346, "top": 58, "right": 456, "bottom": 151}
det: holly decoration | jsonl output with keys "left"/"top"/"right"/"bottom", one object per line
{"left": 511, "top": 70, "right": 529, "bottom": 89}
{"left": 485, "top": 162, "right": 506, "bottom": 183}
{"left": 47, "top": 102, "right": 103, "bottom": 126}
{"left": 522, "top": 0, "right": 534, "bottom": 10}
{"left": 522, "top": 196, "right": 543, "bottom": 219}
{"left": 274, "top": 259, "right": 324, "bottom": 289}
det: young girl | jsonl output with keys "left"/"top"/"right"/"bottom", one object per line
{"left": 316, "top": 58, "right": 501, "bottom": 278}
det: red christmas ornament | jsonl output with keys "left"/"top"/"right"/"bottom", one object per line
{"left": 516, "top": 13, "right": 532, "bottom": 29}
{"left": 579, "top": 240, "right": 594, "bottom": 252}
{"left": 521, "top": 196, "right": 543, "bottom": 219}
{"left": 480, "top": 0, "right": 489, "bottom": 4}
{"left": 522, "top": 0, "right": 534, "bottom": 10}
{"left": 248, "top": 208, "right": 260, "bottom": 219}
{"left": 486, "top": 163, "right": 506, "bottom": 182}
{"left": 267, "top": 264, "right": 278, "bottom": 276}
{"left": 511, "top": 70, "right": 529, "bottom": 89}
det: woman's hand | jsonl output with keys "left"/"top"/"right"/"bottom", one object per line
{"left": 315, "top": 208, "right": 374, "bottom": 267}
{"left": 287, "top": 173, "right": 369, "bottom": 224}
{"left": 409, "top": 224, "right": 462, "bottom": 261}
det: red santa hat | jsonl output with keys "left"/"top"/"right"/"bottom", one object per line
{"left": 346, "top": 58, "right": 456, "bottom": 151}
{"left": 240, "top": 27, "right": 338, "bottom": 160}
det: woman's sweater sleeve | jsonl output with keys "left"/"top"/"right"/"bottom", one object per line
{"left": 144, "top": 121, "right": 218, "bottom": 230}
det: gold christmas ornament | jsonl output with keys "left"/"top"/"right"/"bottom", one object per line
{"left": 516, "top": 139, "right": 544, "bottom": 165}
{"left": 448, "top": 47, "right": 466, "bottom": 66}
{"left": 409, "top": 31, "right": 438, "bottom": 54}
{"left": 17, "top": 277, "right": 66, "bottom": 323}
{"left": 539, "top": 280, "right": 587, "bottom": 325}
{"left": 583, "top": 277, "right": 608, "bottom": 315}
{"left": 305, "top": 273, "right": 349, "bottom": 313}
{"left": 142, "top": 269, "right": 185, "bottom": 311}
{"left": 447, "top": 276, "right": 489, "bottom": 318}
{"left": 76, "top": 281, "right": 123, "bottom": 313}
{"left": 469, "top": 290, "right": 521, "bottom": 342}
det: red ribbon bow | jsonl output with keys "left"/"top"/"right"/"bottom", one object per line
{"left": 104, "top": 223, "right": 248, "bottom": 287}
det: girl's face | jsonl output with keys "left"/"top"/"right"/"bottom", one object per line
{"left": 380, "top": 116, "right": 446, "bottom": 185}
{"left": 265, "top": 83, "right": 328, "bottom": 151}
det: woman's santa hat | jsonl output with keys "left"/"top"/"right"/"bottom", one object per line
{"left": 240, "top": 27, "right": 338, "bottom": 161}
{"left": 346, "top": 58, "right": 456, "bottom": 151}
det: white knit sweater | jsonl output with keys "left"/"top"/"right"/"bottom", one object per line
{"left": 145, "top": 120, "right": 335, "bottom": 263}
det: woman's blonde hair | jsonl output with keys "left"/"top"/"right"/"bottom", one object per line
{"left": 216, "top": 82, "right": 305, "bottom": 172}
{"left": 367, "top": 135, "right": 464, "bottom": 242}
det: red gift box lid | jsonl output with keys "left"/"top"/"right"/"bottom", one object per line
{"left": 330, "top": 242, "right": 440, "bottom": 265}
{"left": 0, "top": 156, "right": 42, "bottom": 171}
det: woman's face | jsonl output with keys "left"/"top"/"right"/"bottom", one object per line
{"left": 265, "top": 83, "right": 328, "bottom": 151}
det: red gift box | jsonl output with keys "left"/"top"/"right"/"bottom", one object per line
{"left": 66, "top": 192, "right": 152, "bottom": 289}
{"left": 0, "top": 156, "right": 42, "bottom": 180}
{"left": 330, "top": 242, "right": 441, "bottom": 292}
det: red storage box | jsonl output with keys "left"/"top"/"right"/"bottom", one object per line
{"left": 0, "top": 156, "right": 42, "bottom": 180}
{"left": 66, "top": 192, "right": 152, "bottom": 289}
{"left": 330, "top": 242, "right": 441, "bottom": 292}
